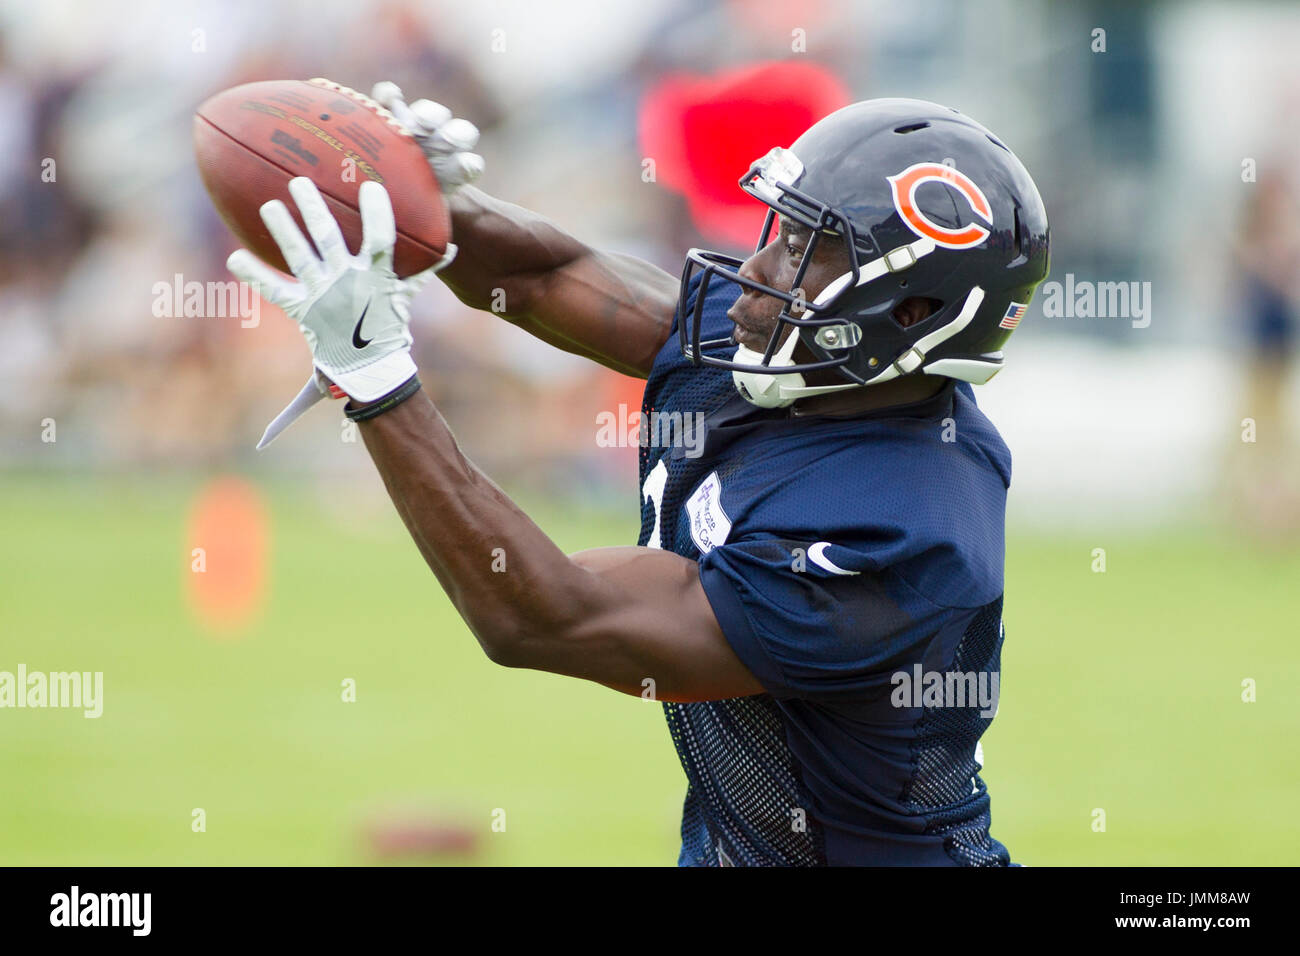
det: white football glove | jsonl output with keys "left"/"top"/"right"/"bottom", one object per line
{"left": 370, "top": 81, "right": 484, "bottom": 193}
{"left": 227, "top": 176, "right": 448, "bottom": 448}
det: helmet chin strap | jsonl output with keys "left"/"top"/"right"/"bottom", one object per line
{"left": 731, "top": 285, "right": 987, "bottom": 408}
{"left": 732, "top": 328, "right": 857, "bottom": 409}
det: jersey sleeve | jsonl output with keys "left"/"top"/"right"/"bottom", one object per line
{"left": 698, "top": 536, "right": 957, "bottom": 702}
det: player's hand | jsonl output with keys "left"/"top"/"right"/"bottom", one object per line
{"left": 227, "top": 176, "right": 443, "bottom": 402}
{"left": 371, "top": 81, "right": 484, "bottom": 194}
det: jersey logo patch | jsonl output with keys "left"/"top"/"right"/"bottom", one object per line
{"left": 686, "top": 471, "right": 732, "bottom": 554}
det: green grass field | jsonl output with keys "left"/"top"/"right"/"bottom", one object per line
{"left": 1, "top": 473, "right": 1296, "bottom": 865}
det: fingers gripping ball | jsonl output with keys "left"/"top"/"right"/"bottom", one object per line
{"left": 369, "top": 81, "right": 485, "bottom": 192}
{"left": 226, "top": 179, "right": 440, "bottom": 403}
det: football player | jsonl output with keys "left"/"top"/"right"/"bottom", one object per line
{"left": 228, "top": 88, "right": 1049, "bottom": 866}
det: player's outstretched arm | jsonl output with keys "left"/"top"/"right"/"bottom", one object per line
{"left": 439, "top": 186, "right": 679, "bottom": 378}
{"left": 373, "top": 83, "right": 678, "bottom": 378}
{"left": 229, "top": 177, "right": 758, "bottom": 700}
{"left": 357, "top": 389, "right": 764, "bottom": 702}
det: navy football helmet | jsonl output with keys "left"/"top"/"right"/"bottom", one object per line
{"left": 677, "top": 98, "right": 1050, "bottom": 407}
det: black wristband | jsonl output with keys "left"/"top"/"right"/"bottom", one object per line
{"left": 344, "top": 375, "right": 422, "bottom": 422}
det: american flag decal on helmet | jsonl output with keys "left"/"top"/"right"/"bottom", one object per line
{"left": 999, "top": 302, "right": 1027, "bottom": 330}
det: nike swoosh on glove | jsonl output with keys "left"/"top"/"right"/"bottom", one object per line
{"left": 227, "top": 176, "right": 452, "bottom": 447}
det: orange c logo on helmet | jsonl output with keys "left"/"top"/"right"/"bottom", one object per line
{"left": 887, "top": 162, "right": 992, "bottom": 249}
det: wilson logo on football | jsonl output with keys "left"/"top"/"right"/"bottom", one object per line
{"left": 887, "top": 162, "right": 992, "bottom": 249}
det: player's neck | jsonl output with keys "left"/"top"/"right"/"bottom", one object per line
{"left": 789, "top": 374, "right": 948, "bottom": 418}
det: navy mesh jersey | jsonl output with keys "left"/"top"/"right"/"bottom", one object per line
{"left": 639, "top": 274, "right": 1014, "bottom": 866}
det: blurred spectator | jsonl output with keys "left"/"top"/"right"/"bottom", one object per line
{"left": 1225, "top": 166, "right": 1300, "bottom": 539}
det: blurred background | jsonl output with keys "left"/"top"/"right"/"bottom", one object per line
{"left": 0, "top": 0, "right": 1296, "bottom": 865}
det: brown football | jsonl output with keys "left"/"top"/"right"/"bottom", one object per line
{"left": 193, "top": 78, "right": 449, "bottom": 278}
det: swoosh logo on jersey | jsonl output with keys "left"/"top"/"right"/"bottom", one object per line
{"left": 808, "top": 541, "right": 859, "bottom": 576}
{"left": 351, "top": 297, "right": 374, "bottom": 348}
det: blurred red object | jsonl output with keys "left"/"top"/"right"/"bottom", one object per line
{"left": 639, "top": 60, "right": 850, "bottom": 246}
{"left": 363, "top": 817, "right": 480, "bottom": 859}
{"left": 184, "top": 476, "right": 268, "bottom": 636}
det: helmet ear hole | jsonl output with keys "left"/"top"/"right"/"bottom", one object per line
{"left": 891, "top": 297, "right": 942, "bottom": 330}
